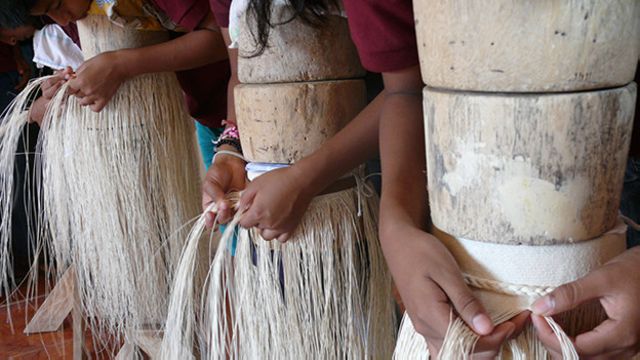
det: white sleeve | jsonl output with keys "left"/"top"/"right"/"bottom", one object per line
{"left": 32, "top": 24, "right": 84, "bottom": 71}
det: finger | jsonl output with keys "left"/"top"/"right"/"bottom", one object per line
{"left": 473, "top": 321, "right": 515, "bottom": 353}
{"left": 437, "top": 272, "right": 493, "bottom": 335}
{"left": 238, "top": 187, "right": 257, "bottom": 213}
{"left": 204, "top": 211, "right": 216, "bottom": 229}
{"left": 575, "top": 319, "right": 627, "bottom": 357}
{"left": 531, "top": 270, "right": 607, "bottom": 316}
{"left": 217, "top": 201, "right": 234, "bottom": 224}
{"left": 260, "top": 229, "right": 280, "bottom": 241}
{"left": 62, "top": 66, "right": 74, "bottom": 78}
{"left": 239, "top": 207, "right": 260, "bottom": 229}
{"left": 90, "top": 100, "right": 106, "bottom": 112}
{"left": 409, "top": 281, "right": 454, "bottom": 340}
{"left": 67, "top": 82, "right": 81, "bottom": 96}
{"left": 79, "top": 96, "right": 96, "bottom": 106}
{"left": 531, "top": 314, "right": 564, "bottom": 357}
{"left": 203, "top": 179, "right": 227, "bottom": 205}
{"left": 43, "top": 81, "right": 63, "bottom": 99}
{"left": 277, "top": 232, "right": 290, "bottom": 243}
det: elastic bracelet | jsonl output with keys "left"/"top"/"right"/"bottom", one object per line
{"left": 212, "top": 150, "right": 246, "bottom": 165}
{"left": 215, "top": 138, "right": 242, "bottom": 153}
{"left": 219, "top": 121, "right": 240, "bottom": 140}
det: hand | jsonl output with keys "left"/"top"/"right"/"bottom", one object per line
{"left": 68, "top": 51, "right": 129, "bottom": 112}
{"left": 531, "top": 247, "right": 640, "bottom": 359}
{"left": 28, "top": 96, "right": 48, "bottom": 125}
{"left": 381, "top": 224, "right": 529, "bottom": 357}
{"left": 40, "top": 67, "right": 73, "bottom": 100}
{"left": 238, "top": 166, "right": 313, "bottom": 242}
{"left": 202, "top": 150, "right": 247, "bottom": 228}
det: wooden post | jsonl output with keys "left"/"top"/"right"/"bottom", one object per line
{"left": 72, "top": 285, "right": 87, "bottom": 360}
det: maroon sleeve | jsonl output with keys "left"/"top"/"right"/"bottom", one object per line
{"left": 152, "top": 0, "right": 211, "bottom": 31}
{"left": 343, "top": 0, "right": 419, "bottom": 73}
{"left": 209, "top": 0, "right": 231, "bottom": 28}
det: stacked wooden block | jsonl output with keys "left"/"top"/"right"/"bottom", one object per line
{"left": 408, "top": 0, "right": 640, "bottom": 356}
{"left": 235, "top": 7, "right": 366, "bottom": 163}
{"left": 416, "top": 0, "right": 639, "bottom": 251}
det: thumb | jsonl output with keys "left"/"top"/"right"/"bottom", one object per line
{"left": 531, "top": 271, "right": 604, "bottom": 316}
{"left": 238, "top": 185, "right": 257, "bottom": 212}
{"left": 202, "top": 177, "right": 227, "bottom": 206}
{"left": 440, "top": 274, "right": 494, "bottom": 335}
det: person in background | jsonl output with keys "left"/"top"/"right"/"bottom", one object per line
{"left": 0, "top": 2, "right": 38, "bottom": 282}
{"left": 19, "top": 0, "right": 230, "bottom": 142}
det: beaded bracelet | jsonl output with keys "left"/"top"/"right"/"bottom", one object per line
{"left": 215, "top": 138, "right": 242, "bottom": 153}
{"left": 214, "top": 121, "right": 242, "bottom": 153}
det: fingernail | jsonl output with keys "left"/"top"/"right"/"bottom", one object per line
{"left": 472, "top": 314, "right": 492, "bottom": 335}
{"left": 531, "top": 296, "right": 554, "bottom": 315}
{"left": 219, "top": 202, "right": 228, "bottom": 210}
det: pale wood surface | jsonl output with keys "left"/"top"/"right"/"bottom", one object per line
{"left": 236, "top": 80, "right": 366, "bottom": 163}
{"left": 425, "top": 84, "right": 637, "bottom": 244}
{"left": 238, "top": 8, "right": 364, "bottom": 84}
{"left": 415, "top": 0, "right": 640, "bottom": 92}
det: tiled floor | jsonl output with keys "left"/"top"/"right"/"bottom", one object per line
{"left": 0, "top": 279, "right": 103, "bottom": 360}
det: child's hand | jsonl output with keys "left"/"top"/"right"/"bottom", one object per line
{"left": 238, "top": 166, "right": 313, "bottom": 243}
{"left": 68, "top": 51, "right": 129, "bottom": 112}
{"left": 381, "top": 223, "right": 528, "bottom": 356}
{"left": 531, "top": 246, "right": 640, "bottom": 359}
{"left": 203, "top": 150, "right": 247, "bottom": 228}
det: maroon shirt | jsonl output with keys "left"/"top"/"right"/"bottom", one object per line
{"left": 0, "top": 44, "right": 17, "bottom": 74}
{"left": 210, "top": 0, "right": 232, "bottom": 28}
{"left": 152, "top": 0, "right": 230, "bottom": 128}
{"left": 343, "top": 0, "right": 419, "bottom": 73}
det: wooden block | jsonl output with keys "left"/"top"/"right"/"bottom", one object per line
{"left": 77, "top": 15, "right": 169, "bottom": 59}
{"left": 424, "top": 83, "right": 637, "bottom": 245}
{"left": 24, "top": 266, "right": 75, "bottom": 334}
{"left": 237, "top": 7, "right": 364, "bottom": 83}
{"left": 236, "top": 80, "right": 366, "bottom": 163}
{"left": 414, "top": 0, "right": 640, "bottom": 92}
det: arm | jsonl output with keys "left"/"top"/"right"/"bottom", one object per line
{"left": 378, "top": 66, "right": 527, "bottom": 356}
{"left": 68, "top": 12, "right": 228, "bottom": 112}
{"left": 202, "top": 27, "right": 246, "bottom": 227}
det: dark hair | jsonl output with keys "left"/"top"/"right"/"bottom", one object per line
{"left": 0, "top": 0, "right": 35, "bottom": 29}
{"left": 247, "top": 0, "right": 339, "bottom": 56}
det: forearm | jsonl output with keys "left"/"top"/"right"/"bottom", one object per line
{"left": 119, "top": 14, "right": 227, "bottom": 77}
{"left": 377, "top": 66, "right": 428, "bottom": 234}
{"left": 378, "top": 92, "right": 428, "bottom": 233}
{"left": 221, "top": 28, "right": 238, "bottom": 123}
{"left": 292, "top": 91, "right": 383, "bottom": 193}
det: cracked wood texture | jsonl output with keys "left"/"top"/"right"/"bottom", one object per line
{"left": 237, "top": 7, "right": 364, "bottom": 84}
{"left": 424, "top": 84, "right": 637, "bottom": 245}
{"left": 414, "top": 0, "right": 640, "bottom": 92}
{"left": 235, "top": 80, "right": 365, "bottom": 163}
